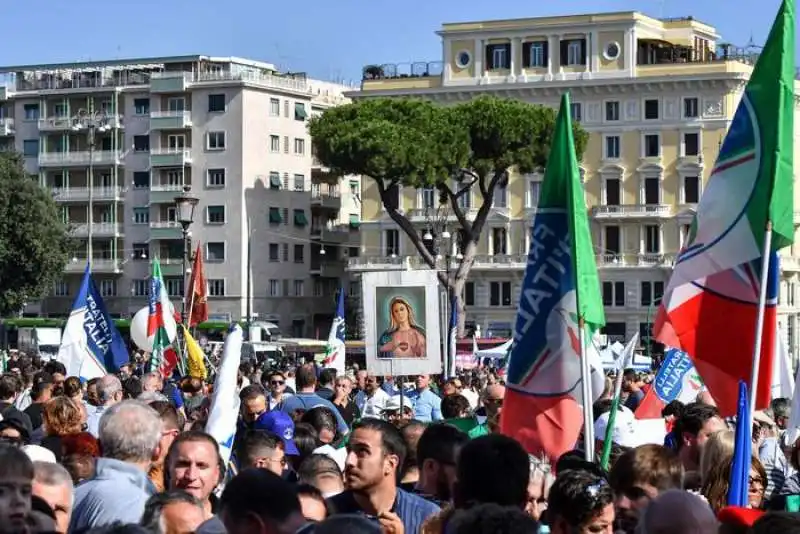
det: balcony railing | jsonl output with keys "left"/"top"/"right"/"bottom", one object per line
{"left": 52, "top": 187, "right": 125, "bottom": 201}
{"left": 362, "top": 61, "right": 444, "bottom": 81}
{"left": 69, "top": 223, "right": 123, "bottom": 237}
{"left": 591, "top": 204, "right": 672, "bottom": 218}
{"left": 64, "top": 258, "right": 121, "bottom": 272}
{"left": 0, "top": 118, "right": 14, "bottom": 135}
{"left": 149, "top": 221, "right": 181, "bottom": 229}
{"left": 636, "top": 42, "right": 760, "bottom": 67}
{"left": 150, "top": 184, "right": 184, "bottom": 192}
{"left": 15, "top": 70, "right": 153, "bottom": 92}
{"left": 38, "top": 114, "right": 123, "bottom": 132}
{"left": 38, "top": 150, "right": 123, "bottom": 166}
{"left": 596, "top": 253, "right": 676, "bottom": 268}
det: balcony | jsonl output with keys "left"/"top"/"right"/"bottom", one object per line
{"left": 361, "top": 61, "right": 444, "bottom": 91}
{"left": 636, "top": 42, "right": 759, "bottom": 78}
{"left": 148, "top": 221, "right": 182, "bottom": 240}
{"left": 310, "top": 260, "right": 347, "bottom": 277}
{"left": 0, "top": 118, "right": 14, "bottom": 136}
{"left": 310, "top": 224, "right": 353, "bottom": 244}
{"left": 591, "top": 204, "right": 672, "bottom": 218}
{"left": 149, "top": 184, "right": 185, "bottom": 204}
{"left": 38, "top": 114, "right": 123, "bottom": 132}
{"left": 310, "top": 191, "right": 341, "bottom": 210}
{"left": 0, "top": 86, "right": 8, "bottom": 100}
{"left": 149, "top": 111, "right": 192, "bottom": 130}
{"left": 64, "top": 258, "right": 122, "bottom": 273}
{"left": 69, "top": 223, "right": 123, "bottom": 238}
{"left": 150, "top": 149, "right": 192, "bottom": 167}
{"left": 157, "top": 258, "right": 185, "bottom": 276}
{"left": 38, "top": 150, "right": 123, "bottom": 167}
{"left": 405, "top": 207, "right": 480, "bottom": 222}
{"left": 51, "top": 187, "right": 125, "bottom": 202}
{"left": 150, "top": 72, "right": 190, "bottom": 93}
{"left": 595, "top": 253, "right": 676, "bottom": 268}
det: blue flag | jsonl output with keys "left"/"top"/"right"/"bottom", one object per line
{"left": 728, "top": 380, "right": 753, "bottom": 506}
{"left": 56, "top": 265, "right": 129, "bottom": 379}
{"left": 322, "top": 289, "right": 346, "bottom": 374}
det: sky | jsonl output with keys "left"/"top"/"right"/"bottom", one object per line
{"left": 0, "top": 0, "right": 790, "bottom": 83}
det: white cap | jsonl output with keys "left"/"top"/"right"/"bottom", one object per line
{"left": 593, "top": 406, "right": 644, "bottom": 449}
{"left": 383, "top": 395, "right": 413, "bottom": 413}
{"left": 313, "top": 444, "right": 347, "bottom": 472}
{"left": 22, "top": 445, "right": 56, "bottom": 464}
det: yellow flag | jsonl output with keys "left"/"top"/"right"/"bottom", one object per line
{"left": 182, "top": 326, "right": 207, "bottom": 380}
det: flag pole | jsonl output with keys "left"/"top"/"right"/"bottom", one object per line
{"left": 578, "top": 316, "right": 594, "bottom": 462}
{"left": 748, "top": 221, "right": 774, "bottom": 420}
{"left": 601, "top": 366, "right": 625, "bottom": 469}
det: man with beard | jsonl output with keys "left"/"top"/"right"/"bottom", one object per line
{"left": 417, "top": 423, "right": 469, "bottom": 505}
{"left": 328, "top": 419, "right": 439, "bottom": 533}
{"left": 673, "top": 403, "right": 726, "bottom": 479}
{"left": 609, "top": 444, "right": 684, "bottom": 534}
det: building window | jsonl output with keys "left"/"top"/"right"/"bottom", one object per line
{"left": 489, "top": 281, "right": 512, "bottom": 307}
{"left": 562, "top": 39, "right": 586, "bottom": 66}
{"left": 293, "top": 209, "right": 308, "bottom": 227}
{"left": 683, "top": 132, "right": 700, "bottom": 156}
{"left": 268, "top": 207, "right": 282, "bottom": 224}
{"left": 23, "top": 104, "right": 39, "bottom": 121}
{"left": 53, "top": 280, "right": 69, "bottom": 297}
{"left": 207, "top": 168, "right": 225, "bottom": 188}
{"left": 487, "top": 44, "right": 510, "bottom": 69}
{"left": 267, "top": 172, "right": 280, "bottom": 190}
{"left": 207, "top": 279, "right": 225, "bottom": 297}
{"left": 133, "top": 243, "right": 149, "bottom": 260}
{"left": 133, "top": 135, "right": 150, "bottom": 152}
{"left": 206, "top": 242, "right": 225, "bottom": 262}
{"left": 206, "top": 206, "right": 225, "bottom": 224}
{"left": 528, "top": 180, "right": 541, "bottom": 207}
{"left": 569, "top": 102, "right": 582, "bottom": 122}
{"left": 644, "top": 99, "right": 660, "bottom": 120}
{"left": 166, "top": 278, "right": 184, "bottom": 297}
{"left": 605, "top": 101, "right": 620, "bottom": 121}
{"left": 134, "top": 98, "right": 150, "bottom": 115}
{"left": 494, "top": 179, "right": 508, "bottom": 208}
{"left": 168, "top": 97, "right": 185, "bottom": 112}
{"left": 644, "top": 225, "right": 660, "bottom": 253}
{"left": 293, "top": 280, "right": 305, "bottom": 297}
{"left": 605, "top": 178, "right": 621, "bottom": 206}
{"left": 133, "top": 208, "right": 149, "bottom": 224}
{"left": 491, "top": 228, "right": 508, "bottom": 255}
{"left": 294, "top": 138, "right": 305, "bottom": 155}
{"left": 604, "top": 226, "right": 621, "bottom": 254}
{"left": 525, "top": 41, "right": 548, "bottom": 67}
{"left": 684, "top": 176, "right": 700, "bottom": 204}
{"left": 294, "top": 103, "right": 307, "bottom": 121}
{"left": 207, "top": 131, "right": 226, "bottom": 150}
{"left": 464, "top": 282, "right": 475, "bottom": 306}
{"left": 294, "top": 244, "right": 304, "bottom": 263}
{"left": 684, "top": 97, "right": 699, "bottom": 119}
{"left": 208, "top": 94, "right": 226, "bottom": 113}
{"left": 100, "top": 280, "right": 117, "bottom": 297}
{"left": 270, "top": 98, "right": 280, "bottom": 116}
{"left": 456, "top": 185, "right": 471, "bottom": 209}
{"left": 420, "top": 187, "right": 435, "bottom": 209}
{"left": 384, "top": 229, "right": 399, "bottom": 256}
{"left": 22, "top": 140, "right": 39, "bottom": 157}
{"left": 644, "top": 134, "right": 660, "bottom": 158}
{"left": 293, "top": 174, "right": 304, "bottom": 192}
{"left": 604, "top": 135, "right": 620, "bottom": 159}
{"left": 132, "top": 279, "right": 148, "bottom": 297}
{"left": 602, "top": 281, "right": 626, "bottom": 307}
{"left": 640, "top": 281, "right": 665, "bottom": 306}
{"left": 269, "top": 279, "right": 281, "bottom": 297}
{"left": 269, "top": 243, "right": 279, "bottom": 262}
{"left": 644, "top": 177, "right": 660, "bottom": 205}
{"left": 270, "top": 135, "right": 280, "bottom": 152}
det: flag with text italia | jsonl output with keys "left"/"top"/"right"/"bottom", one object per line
{"left": 322, "top": 289, "right": 346, "bottom": 374}
{"left": 147, "top": 258, "right": 178, "bottom": 375}
{"left": 500, "top": 93, "right": 605, "bottom": 461}
{"left": 655, "top": 0, "right": 794, "bottom": 416}
{"left": 57, "top": 265, "right": 129, "bottom": 380}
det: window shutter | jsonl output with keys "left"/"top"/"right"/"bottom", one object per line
{"left": 580, "top": 39, "right": 587, "bottom": 65}
{"left": 522, "top": 42, "right": 530, "bottom": 68}
{"left": 504, "top": 44, "right": 511, "bottom": 68}
{"left": 560, "top": 40, "right": 568, "bottom": 66}
{"left": 542, "top": 41, "right": 550, "bottom": 66}
{"left": 485, "top": 45, "right": 493, "bottom": 69}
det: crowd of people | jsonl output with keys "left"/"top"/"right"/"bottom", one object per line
{"left": 0, "top": 351, "right": 798, "bottom": 533}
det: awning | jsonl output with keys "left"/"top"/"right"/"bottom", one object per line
{"left": 269, "top": 208, "right": 282, "bottom": 223}
{"left": 349, "top": 214, "right": 360, "bottom": 228}
{"left": 269, "top": 175, "right": 281, "bottom": 190}
{"left": 293, "top": 210, "right": 308, "bottom": 226}
{"left": 294, "top": 103, "right": 307, "bottom": 120}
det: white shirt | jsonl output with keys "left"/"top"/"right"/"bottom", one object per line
{"left": 356, "top": 388, "right": 390, "bottom": 418}
{"left": 461, "top": 389, "right": 479, "bottom": 409}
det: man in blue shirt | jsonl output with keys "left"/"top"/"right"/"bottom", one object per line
{"left": 279, "top": 364, "right": 349, "bottom": 435}
{"left": 327, "top": 419, "right": 439, "bottom": 533}
{"left": 406, "top": 374, "right": 442, "bottom": 423}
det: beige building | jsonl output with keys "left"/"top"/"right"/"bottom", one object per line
{"left": 346, "top": 11, "right": 800, "bottom": 357}
{"left": 0, "top": 55, "right": 360, "bottom": 337}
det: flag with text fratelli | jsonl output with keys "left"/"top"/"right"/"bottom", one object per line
{"left": 57, "top": 265, "right": 129, "bottom": 380}
{"left": 655, "top": 0, "right": 794, "bottom": 416}
{"left": 500, "top": 93, "right": 605, "bottom": 461}
{"left": 147, "top": 258, "right": 178, "bottom": 376}
{"left": 634, "top": 347, "right": 704, "bottom": 420}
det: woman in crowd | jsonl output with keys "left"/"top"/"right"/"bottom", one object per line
{"left": 702, "top": 455, "right": 767, "bottom": 513}
{"left": 331, "top": 375, "right": 358, "bottom": 427}
{"left": 40, "top": 396, "right": 85, "bottom": 462}
{"left": 546, "top": 469, "right": 615, "bottom": 534}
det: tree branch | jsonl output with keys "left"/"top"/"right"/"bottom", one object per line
{"left": 375, "top": 179, "right": 438, "bottom": 269}
{"left": 440, "top": 185, "right": 472, "bottom": 241}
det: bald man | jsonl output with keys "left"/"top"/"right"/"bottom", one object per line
{"left": 637, "top": 490, "right": 717, "bottom": 534}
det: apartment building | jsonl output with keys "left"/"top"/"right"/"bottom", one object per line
{"left": 0, "top": 55, "right": 360, "bottom": 337}
{"left": 346, "top": 11, "right": 800, "bottom": 358}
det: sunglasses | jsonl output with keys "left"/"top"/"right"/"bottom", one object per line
{"left": 270, "top": 380, "right": 285, "bottom": 386}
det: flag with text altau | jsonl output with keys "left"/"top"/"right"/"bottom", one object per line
{"left": 655, "top": 0, "right": 794, "bottom": 416}
{"left": 447, "top": 297, "right": 458, "bottom": 379}
{"left": 322, "top": 289, "right": 346, "bottom": 374}
{"left": 57, "top": 265, "right": 129, "bottom": 380}
{"left": 147, "top": 258, "right": 178, "bottom": 375}
{"left": 634, "top": 347, "right": 704, "bottom": 420}
{"left": 500, "top": 93, "right": 605, "bottom": 461}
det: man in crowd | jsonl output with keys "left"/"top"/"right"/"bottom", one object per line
{"left": 32, "top": 461, "right": 73, "bottom": 534}
{"left": 86, "top": 374, "right": 124, "bottom": 438}
{"left": 674, "top": 402, "right": 726, "bottom": 475}
{"left": 263, "top": 370, "right": 291, "bottom": 410}
{"left": 0, "top": 444, "right": 34, "bottom": 534}
{"left": 239, "top": 384, "right": 269, "bottom": 429}
{"left": 165, "top": 430, "right": 223, "bottom": 521}
{"left": 148, "top": 401, "right": 182, "bottom": 492}
{"left": 237, "top": 431, "right": 288, "bottom": 476}
{"left": 416, "top": 423, "right": 469, "bottom": 505}
{"left": 622, "top": 369, "right": 645, "bottom": 411}
{"left": 141, "top": 490, "right": 207, "bottom": 534}
{"left": 0, "top": 374, "right": 32, "bottom": 436}
{"left": 328, "top": 418, "right": 440, "bottom": 532}
{"left": 281, "top": 365, "right": 348, "bottom": 435}
{"left": 407, "top": 374, "right": 442, "bottom": 423}
{"left": 23, "top": 379, "right": 52, "bottom": 432}
{"left": 354, "top": 373, "right": 389, "bottom": 418}
{"left": 219, "top": 469, "right": 306, "bottom": 534}
{"left": 316, "top": 368, "right": 337, "bottom": 401}
{"left": 70, "top": 400, "right": 162, "bottom": 530}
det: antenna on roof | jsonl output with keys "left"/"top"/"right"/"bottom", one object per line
{"left": 745, "top": 33, "right": 763, "bottom": 50}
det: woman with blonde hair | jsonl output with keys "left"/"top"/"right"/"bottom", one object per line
{"left": 699, "top": 429, "right": 736, "bottom": 486}
{"left": 41, "top": 395, "right": 85, "bottom": 462}
{"left": 702, "top": 454, "right": 767, "bottom": 513}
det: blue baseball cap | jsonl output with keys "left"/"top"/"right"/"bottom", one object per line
{"left": 253, "top": 411, "right": 299, "bottom": 456}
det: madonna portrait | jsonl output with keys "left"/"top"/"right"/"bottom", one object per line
{"left": 378, "top": 296, "right": 427, "bottom": 359}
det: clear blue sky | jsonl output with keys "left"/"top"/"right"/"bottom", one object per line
{"left": 1, "top": 0, "right": 789, "bottom": 83}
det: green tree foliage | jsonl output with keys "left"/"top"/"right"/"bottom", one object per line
{"left": 309, "top": 95, "right": 588, "bottom": 332}
{"left": 0, "top": 152, "right": 71, "bottom": 315}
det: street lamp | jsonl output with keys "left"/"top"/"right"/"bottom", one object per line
{"left": 72, "top": 109, "right": 109, "bottom": 268}
{"left": 175, "top": 185, "right": 199, "bottom": 328}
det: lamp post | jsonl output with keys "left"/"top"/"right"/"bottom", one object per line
{"left": 71, "top": 109, "right": 109, "bottom": 268}
{"left": 175, "top": 186, "right": 199, "bottom": 328}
